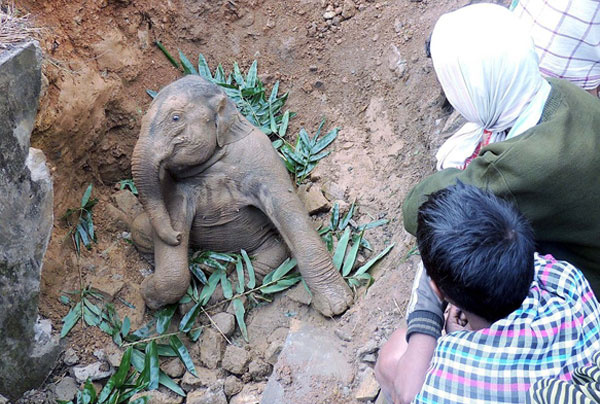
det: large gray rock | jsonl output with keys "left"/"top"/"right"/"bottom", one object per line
{"left": 0, "top": 41, "right": 60, "bottom": 400}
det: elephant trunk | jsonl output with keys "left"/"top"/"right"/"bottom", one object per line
{"left": 131, "top": 138, "right": 181, "bottom": 246}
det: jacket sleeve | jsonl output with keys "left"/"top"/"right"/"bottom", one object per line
{"left": 406, "top": 261, "right": 446, "bottom": 340}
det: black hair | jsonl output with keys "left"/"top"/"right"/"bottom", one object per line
{"left": 416, "top": 181, "right": 535, "bottom": 323}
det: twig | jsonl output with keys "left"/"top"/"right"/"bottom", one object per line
{"left": 202, "top": 307, "right": 232, "bottom": 345}
{"left": 122, "top": 325, "right": 204, "bottom": 347}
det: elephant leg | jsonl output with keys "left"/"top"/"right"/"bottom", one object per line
{"left": 131, "top": 212, "right": 154, "bottom": 255}
{"left": 141, "top": 192, "right": 194, "bottom": 310}
{"left": 251, "top": 236, "right": 289, "bottom": 277}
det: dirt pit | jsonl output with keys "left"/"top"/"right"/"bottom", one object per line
{"left": 16, "top": 0, "right": 474, "bottom": 402}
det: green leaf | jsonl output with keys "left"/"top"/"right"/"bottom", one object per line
{"left": 241, "top": 250, "right": 255, "bottom": 289}
{"left": 235, "top": 257, "right": 245, "bottom": 294}
{"left": 260, "top": 276, "right": 301, "bottom": 294}
{"left": 358, "top": 219, "right": 389, "bottom": 231}
{"left": 323, "top": 231, "right": 334, "bottom": 253}
{"left": 159, "top": 371, "right": 186, "bottom": 396}
{"left": 232, "top": 62, "right": 245, "bottom": 86}
{"left": 313, "top": 127, "right": 339, "bottom": 153}
{"left": 81, "top": 184, "right": 93, "bottom": 209}
{"left": 61, "top": 302, "right": 82, "bottom": 338}
{"left": 197, "top": 54, "right": 213, "bottom": 80}
{"left": 333, "top": 227, "right": 351, "bottom": 271}
{"left": 120, "top": 317, "right": 131, "bottom": 337}
{"left": 199, "top": 269, "right": 222, "bottom": 305}
{"left": 354, "top": 244, "right": 395, "bottom": 276}
{"left": 330, "top": 203, "right": 340, "bottom": 229}
{"left": 130, "top": 397, "right": 149, "bottom": 404}
{"left": 246, "top": 60, "right": 258, "bottom": 88}
{"left": 170, "top": 335, "right": 197, "bottom": 376}
{"left": 179, "top": 302, "right": 201, "bottom": 333}
{"left": 98, "top": 347, "right": 132, "bottom": 403}
{"left": 60, "top": 295, "right": 71, "bottom": 305}
{"left": 155, "top": 41, "right": 180, "bottom": 70}
{"left": 178, "top": 50, "right": 197, "bottom": 75}
{"left": 342, "top": 232, "right": 363, "bottom": 277}
{"left": 155, "top": 304, "right": 176, "bottom": 334}
{"left": 188, "top": 327, "right": 203, "bottom": 342}
{"left": 146, "top": 89, "right": 158, "bottom": 99}
{"left": 80, "top": 379, "right": 97, "bottom": 404}
{"left": 299, "top": 128, "right": 312, "bottom": 148}
{"left": 271, "top": 258, "right": 298, "bottom": 282}
{"left": 220, "top": 271, "right": 233, "bottom": 300}
{"left": 146, "top": 341, "right": 160, "bottom": 390}
{"left": 189, "top": 263, "right": 208, "bottom": 285}
{"left": 279, "top": 110, "right": 290, "bottom": 137}
{"left": 233, "top": 298, "right": 248, "bottom": 342}
{"left": 339, "top": 201, "right": 356, "bottom": 230}
{"left": 206, "top": 252, "right": 237, "bottom": 262}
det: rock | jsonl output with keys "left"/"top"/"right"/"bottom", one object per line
{"left": 63, "top": 348, "right": 79, "bottom": 366}
{"left": 297, "top": 184, "right": 330, "bottom": 214}
{"left": 186, "top": 386, "right": 227, "bottom": 404}
{"left": 388, "top": 44, "right": 407, "bottom": 79}
{"left": 181, "top": 368, "right": 217, "bottom": 391}
{"left": 115, "top": 284, "right": 146, "bottom": 329}
{"left": 262, "top": 321, "right": 354, "bottom": 403}
{"left": 231, "top": 383, "right": 265, "bottom": 404}
{"left": 222, "top": 345, "right": 249, "bottom": 375}
{"left": 248, "top": 359, "right": 272, "bottom": 381}
{"left": 358, "top": 339, "right": 379, "bottom": 360}
{"left": 93, "top": 349, "right": 106, "bottom": 361}
{"left": 342, "top": 0, "right": 357, "bottom": 19}
{"left": 355, "top": 368, "right": 380, "bottom": 401}
{"left": 105, "top": 346, "right": 123, "bottom": 368}
{"left": 0, "top": 41, "right": 61, "bottom": 400}
{"left": 72, "top": 362, "right": 114, "bottom": 383}
{"left": 321, "top": 181, "right": 346, "bottom": 201}
{"left": 264, "top": 340, "right": 283, "bottom": 366}
{"left": 285, "top": 283, "right": 312, "bottom": 306}
{"left": 211, "top": 312, "right": 235, "bottom": 337}
{"left": 162, "top": 358, "right": 185, "bottom": 379}
{"left": 129, "top": 390, "right": 183, "bottom": 404}
{"left": 223, "top": 376, "right": 243, "bottom": 397}
{"left": 104, "top": 203, "right": 130, "bottom": 232}
{"left": 112, "top": 189, "right": 143, "bottom": 219}
{"left": 199, "top": 328, "right": 224, "bottom": 369}
{"left": 53, "top": 377, "right": 78, "bottom": 402}
{"left": 323, "top": 11, "right": 336, "bottom": 19}
{"left": 334, "top": 328, "right": 352, "bottom": 342}
{"left": 88, "top": 275, "right": 125, "bottom": 301}
{"left": 394, "top": 18, "right": 403, "bottom": 33}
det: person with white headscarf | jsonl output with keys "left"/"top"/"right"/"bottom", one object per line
{"left": 376, "top": 3, "right": 600, "bottom": 403}
{"left": 511, "top": 0, "right": 600, "bottom": 97}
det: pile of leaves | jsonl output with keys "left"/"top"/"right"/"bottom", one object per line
{"left": 62, "top": 184, "right": 97, "bottom": 255}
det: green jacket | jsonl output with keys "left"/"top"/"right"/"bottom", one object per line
{"left": 403, "top": 79, "right": 600, "bottom": 291}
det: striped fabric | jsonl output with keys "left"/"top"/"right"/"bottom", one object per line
{"left": 414, "top": 254, "right": 600, "bottom": 404}
{"left": 528, "top": 351, "right": 600, "bottom": 403}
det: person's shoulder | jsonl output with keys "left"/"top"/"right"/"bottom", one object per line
{"left": 534, "top": 253, "right": 594, "bottom": 302}
{"left": 543, "top": 78, "right": 600, "bottom": 120}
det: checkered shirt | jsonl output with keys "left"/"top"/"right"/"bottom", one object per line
{"left": 414, "top": 253, "right": 600, "bottom": 404}
{"left": 512, "top": 0, "right": 600, "bottom": 90}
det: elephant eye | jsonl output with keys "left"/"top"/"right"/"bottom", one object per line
{"left": 172, "top": 114, "right": 180, "bottom": 122}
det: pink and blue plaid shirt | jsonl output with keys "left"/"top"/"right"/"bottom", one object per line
{"left": 414, "top": 254, "right": 600, "bottom": 404}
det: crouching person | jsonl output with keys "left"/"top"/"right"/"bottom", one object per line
{"left": 375, "top": 182, "right": 600, "bottom": 404}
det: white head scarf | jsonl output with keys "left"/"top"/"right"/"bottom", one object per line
{"left": 431, "top": 3, "right": 551, "bottom": 170}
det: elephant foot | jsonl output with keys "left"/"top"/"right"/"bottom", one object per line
{"left": 309, "top": 276, "right": 354, "bottom": 317}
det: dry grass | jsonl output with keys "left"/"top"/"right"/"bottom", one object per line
{"left": 0, "top": 2, "right": 41, "bottom": 51}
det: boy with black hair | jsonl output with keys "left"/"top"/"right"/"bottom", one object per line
{"left": 375, "top": 182, "right": 600, "bottom": 404}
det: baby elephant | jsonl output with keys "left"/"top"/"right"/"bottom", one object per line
{"left": 130, "top": 74, "right": 353, "bottom": 317}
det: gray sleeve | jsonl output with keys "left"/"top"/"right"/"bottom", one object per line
{"left": 405, "top": 261, "right": 446, "bottom": 341}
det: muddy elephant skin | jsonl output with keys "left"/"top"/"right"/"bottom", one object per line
{"left": 131, "top": 75, "right": 353, "bottom": 316}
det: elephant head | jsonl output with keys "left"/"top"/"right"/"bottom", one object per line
{"left": 132, "top": 75, "right": 253, "bottom": 245}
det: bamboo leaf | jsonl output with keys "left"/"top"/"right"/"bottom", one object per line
{"left": 199, "top": 270, "right": 222, "bottom": 305}
{"left": 80, "top": 184, "right": 93, "bottom": 208}
{"left": 98, "top": 347, "right": 132, "bottom": 403}
{"left": 158, "top": 371, "right": 185, "bottom": 396}
{"left": 189, "top": 263, "right": 208, "bottom": 285}
{"left": 333, "top": 227, "right": 351, "bottom": 271}
{"left": 155, "top": 304, "right": 177, "bottom": 334}
{"left": 358, "top": 219, "right": 389, "bottom": 231}
{"left": 232, "top": 62, "right": 245, "bottom": 86}
{"left": 179, "top": 302, "right": 201, "bottom": 332}
{"left": 331, "top": 202, "right": 340, "bottom": 229}
{"left": 241, "top": 249, "right": 255, "bottom": 289}
{"left": 233, "top": 298, "right": 248, "bottom": 342}
{"left": 146, "top": 89, "right": 158, "bottom": 99}
{"left": 178, "top": 50, "right": 197, "bottom": 75}
{"left": 246, "top": 60, "right": 258, "bottom": 88}
{"left": 271, "top": 258, "right": 297, "bottom": 282}
{"left": 342, "top": 232, "right": 363, "bottom": 277}
{"left": 260, "top": 276, "right": 301, "bottom": 294}
{"left": 339, "top": 201, "right": 356, "bottom": 230}
{"left": 170, "top": 335, "right": 197, "bottom": 376}
{"left": 235, "top": 257, "right": 245, "bottom": 294}
{"left": 220, "top": 271, "right": 233, "bottom": 300}
{"left": 279, "top": 110, "right": 290, "bottom": 137}
{"left": 313, "top": 127, "right": 339, "bottom": 153}
{"left": 155, "top": 41, "right": 180, "bottom": 70}
{"left": 120, "top": 317, "right": 131, "bottom": 338}
{"left": 197, "top": 54, "right": 213, "bottom": 80}
{"left": 80, "top": 379, "right": 97, "bottom": 404}
{"left": 146, "top": 341, "right": 159, "bottom": 390}
{"left": 354, "top": 244, "right": 395, "bottom": 276}
{"left": 188, "top": 327, "right": 203, "bottom": 342}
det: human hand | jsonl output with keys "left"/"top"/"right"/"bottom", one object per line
{"left": 445, "top": 304, "right": 469, "bottom": 333}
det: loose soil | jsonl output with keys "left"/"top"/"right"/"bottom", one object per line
{"left": 17, "top": 0, "right": 477, "bottom": 402}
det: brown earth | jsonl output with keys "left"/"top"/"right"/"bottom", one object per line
{"left": 18, "top": 0, "right": 476, "bottom": 402}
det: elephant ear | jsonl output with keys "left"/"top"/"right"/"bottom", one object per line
{"left": 214, "top": 94, "right": 247, "bottom": 147}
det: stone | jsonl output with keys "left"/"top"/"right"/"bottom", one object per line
{"left": 199, "top": 328, "right": 224, "bottom": 369}
{"left": 232, "top": 383, "right": 265, "bottom": 404}
{"left": 297, "top": 184, "right": 330, "bottom": 214}
{"left": 53, "top": 377, "right": 78, "bottom": 402}
{"left": 262, "top": 321, "right": 354, "bottom": 403}
{"left": 357, "top": 339, "right": 379, "bottom": 361}
{"left": 129, "top": 390, "right": 183, "bottom": 404}
{"left": 355, "top": 368, "right": 380, "bottom": 401}
{"left": 362, "top": 353, "right": 377, "bottom": 363}
{"left": 105, "top": 346, "right": 123, "bottom": 368}
{"left": 265, "top": 340, "right": 283, "bottom": 366}
{"left": 211, "top": 312, "right": 235, "bottom": 337}
{"left": 112, "top": 189, "right": 143, "bottom": 218}
{"left": 222, "top": 345, "right": 249, "bottom": 375}
{"left": 0, "top": 41, "right": 61, "bottom": 401}
{"left": 104, "top": 203, "right": 130, "bottom": 232}
{"left": 186, "top": 386, "right": 227, "bottom": 404}
{"left": 63, "top": 348, "right": 79, "bottom": 366}
{"left": 223, "top": 375, "right": 243, "bottom": 397}
{"left": 162, "top": 358, "right": 185, "bottom": 379}
{"left": 334, "top": 328, "right": 352, "bottom": 342}
{"left": 285, "top": 282, "right": 312, "bottom": 306}
{"left": 323, "top": 11, "right": 336, "bottom": 19}
{"left": 321, "top": 181, "right": 346, "bottom": 201}
{"left": 248, "top": 359, "right": 272, "bottom": 381}
{"left": 181, "top": 368, "right": 217, "bottom": 391}
{"left": 387, "top": 44, "right": 407, "bottom": 79}
{"left": 72, "top": 362, "right": 114, "bottom": 383}
{"left": 88, "top": 275, "right": 125, "bottom": 301}
{"left": 342, "top": 0, "right": 357, "bottom": 19}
